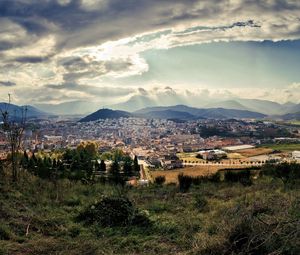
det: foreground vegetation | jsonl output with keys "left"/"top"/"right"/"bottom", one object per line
{"left": 0, "top": 163, "right": 299, "bottom": 254}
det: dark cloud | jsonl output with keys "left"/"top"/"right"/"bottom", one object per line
{"left": 13, "top": 56, "right": 49, "bottom": 63}
{"left": 0, "top": 81, "right": 16, "bottom": 86}
{"left": 138, "top": 87, "right": 148, "bottom": 95}
{"left": 0, "top": 41, "right": 16, "bottom": 51}
{"left": 0, "top": 0, "right": 300, "bottom": 59}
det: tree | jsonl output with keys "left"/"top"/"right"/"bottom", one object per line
{"left": 112, "top": 149, "right": 124, "bottom": 162}
{"left": 21, "top": 150, "right": 29, "bottom": 169}
{"left": 77, "top": 141, "right": 98, "bottom": 159}
{"left": 36, "top": 157, "right": 51, "bottom": 179}
{"left": 0, "top": 97, "right": 27, "bottom": 182}
{"left": 133, "top": 155, "right": 140, "bottom": 177}
{"left": 99, "top": 159, "right": 106, "bottom": 173}
{"left": 123, "top": 157, "right": 133, "bottom": 178}
{"left": 109, "top": 160, "right": 123, "bottom": 185}
{"left": 0, "top": 159, "right": 4, "bottom": 178}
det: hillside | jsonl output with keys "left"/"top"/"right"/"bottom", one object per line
{"left": 204, "top": 100, "right": 251, "bottom": 111}
{"left": 278, "top": 111, "right": 300, "bottom": 120}
{"left": 80, "top": 109, "right": 132, "bottom": 122}
{"left": 141, "top": 110, "right": 200, "bottom": 120}
{"left": 0, "top": 166, "right": 299, "bottom": 255}
{"left": 0, "top": 103, "right": 49, "bottom": 118}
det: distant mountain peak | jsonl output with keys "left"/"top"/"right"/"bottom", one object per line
{"left": 79, "top": 108, "right": 132, "bottom": 122}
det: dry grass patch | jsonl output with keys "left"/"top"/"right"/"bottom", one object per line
{"left": 238, "top": 148, "right": 273, "bottom": 157}
{"left": 151, "top": 165, "right": 249, "bottom": 183}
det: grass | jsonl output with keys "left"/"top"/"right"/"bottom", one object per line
{"left": 260, "top": 143, "right": 300, "bottom": 151}
{"left": 286, "top": 121, "right": 300, "bottom": 126}
{"left": 0, "top": 170, "right": 299, "bottom": 254}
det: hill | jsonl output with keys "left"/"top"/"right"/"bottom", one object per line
{"left": 136, "top": 105, "right": 266, "bottom": 119}
{"left": 278, "top": 111, "right": 300, "bottom": 120}
{"left": 79, "top": 109, "right": 132, "bottom": 122}
{"left": 0, "top": 103, "right": 49, "bottom": 118}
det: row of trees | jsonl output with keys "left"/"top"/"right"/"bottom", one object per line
{"left": 18, "top": 144, "right": 140, "bottom": 185}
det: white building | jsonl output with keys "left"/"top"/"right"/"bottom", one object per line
{"left": 198, "top": 149, "right": 227, "bottom": 160}
{"left": 222, "top": 144, "right": 255, "bottom": 151}
{"left": 292, "top": 151, "right": 300, "bottom": 161}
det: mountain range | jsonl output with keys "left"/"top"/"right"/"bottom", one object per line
{"left": 1, "top": 97, "right": 300, "bottom": 121}
{"left": 110, "top": 95, "right": 300, "bottom": 115}
{"left": 79, "top": 105, "right": 266, "bottom": 122}
{"left": 30, "top": 93, "right": 300, "bottom": 116}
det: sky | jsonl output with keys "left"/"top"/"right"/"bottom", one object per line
{"left": 0, "top": 0, "right": 300, "bottom": 107}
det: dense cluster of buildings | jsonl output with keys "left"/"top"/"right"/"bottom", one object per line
{"left": 0, "top": 117, "right": 299, "bottom": 167}
{"left": 0, "top": 117, "right": 292, "bottom": 168}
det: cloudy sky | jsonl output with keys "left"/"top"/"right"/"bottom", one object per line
{"left": 1, "top": 0, "right": 300, "bottom": 107}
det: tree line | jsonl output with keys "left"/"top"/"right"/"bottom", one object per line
{"left": 2, "top": 141, "right": 140, "bottom": 185}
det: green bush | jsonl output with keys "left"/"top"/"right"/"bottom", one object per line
{"left": 261, "top": 162, "right": 300, "bottom": 184}
{"left": 224, "top": 170, "right": 252, "bottom": 186}
{"left": 77, "top": 195, "right": 151, "bottom": 228}
{"left": 154, "top": 176, "right": 166, "bottom": 185}
{"left": 0, "top": 224, "right": 11, "bottom": 240}
{"left": 178, "top": 174, "right": 193, "bottom": 193}
{"left": 192, "top": 172, "right": 221, "bottom": 185}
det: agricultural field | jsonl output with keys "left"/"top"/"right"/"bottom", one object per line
{"left": 237, "top": 148, "right": 274, "bottom": 157}
{"left": 287, "top": 121, "right": 300, "bottom": 126}
{"left": 226, "top": 153, "right": 244, "bottom": 159}
{"left": 260, "top": 143, "right": 300, "bottom": 151}
{"left": 151, "top": 165, "right": 249, "bottom": 183}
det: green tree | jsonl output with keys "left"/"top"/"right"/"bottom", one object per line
{"left": 133, "top": 156, "right": 140, "bottom": 177}
{"left": 123, "top": 157, "right": 133, "bottom": 178}
{"left": 109, "top": 160, "right": 123, "bottom": 185}
{"left": 36, "top": 157, "right": 51, "bottom": 179}
{"left": 112, "top": 149, "right": 124, "bottom": 162}
{"left": 99, "top": 159, "right": 106, "bottom": 173}
{"left": 21, "top": 150, "right": 29, "bottom": 169}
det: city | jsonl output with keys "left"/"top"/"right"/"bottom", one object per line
{"left": 1, "top": 0, "right": 300, "bottom": 254}
{"left": 1, "top": 115, "right": 299, "bottom": 180}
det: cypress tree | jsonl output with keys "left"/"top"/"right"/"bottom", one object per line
{"left": 109, "top": 160, "right": 123, "bottom": 185}
{"left": 99, "top": 159, "right": 106, "bottom": 173}
{"left": 133, "top": 156, "right": 140, "bottom": 177}
{"left": 123, "top": 158, "right": 133, "bottom": 178}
